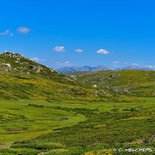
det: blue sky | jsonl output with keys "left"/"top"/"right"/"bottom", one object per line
{"left": 0, "top": 0, "right": 155, "bottom": 69}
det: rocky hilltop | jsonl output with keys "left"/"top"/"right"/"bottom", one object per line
{"left": 0, "top": 51, "right": 75, "bottom": 85}
{"left": 0, "top": 51, "right": 55, "bottom": 74}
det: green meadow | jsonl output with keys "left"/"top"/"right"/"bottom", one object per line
{"left": 0, "top": 97, "right": 154, "bottom": 154}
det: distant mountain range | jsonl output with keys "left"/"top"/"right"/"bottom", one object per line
{"left": 121, "top": 65, "right": 155, "bottom": 71}
{"left": 57, "top": 65, "right": 155, "bottom": 73}
{"left": 57, "top": 65, "right": 110, "bottom": 73}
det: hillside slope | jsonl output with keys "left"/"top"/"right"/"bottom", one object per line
{"left": 1, "top": 52, "right": 155, "bottom": 100}
{"left": 0, "top": 52, "right": 75, "bottom": 84}
{"left": 0, "top": 52, "right": 94, "bottom": 100}
{"left": 69, "top": 70, "right": 155, "bottom": 97}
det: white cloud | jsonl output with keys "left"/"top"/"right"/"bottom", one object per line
{"left": 30, "top": 57, "right": 45, "bottom": 62}
{"left": 56, "top": 61, "right": 72, "bottom": 67}
{"left": 53, "top": 46, "right": 65, "bottom": 52}
{"left": 96, "top": 49, "right": 110, "bottom": 55}
{"left": 0, "top": 30, "right": 10, "bottom": 36}
{"left": 112, "top": 61, "right": 120, "bottom": 67}
{"left": 131, "top": 63, "right": 139, "bottom": 66}
{"left": 75, "top": 48, "right": 84, "bottom": 53}
{"left": 17, "top": 27, "right": 31, "bottom": 34}
{"left": 0, "top": 30, "right": 13, "bottom": 36}
{"left": 64, "top": 61, "right": 71, "bottom": 66}
{"left": 112, "top": 61, "right": 120, "bottom": 64}
{"left": 30, "top": 58, "right": 40, "bottom": 62}
{"left": 112, "top": 61, "right": 129, "bottom": 68}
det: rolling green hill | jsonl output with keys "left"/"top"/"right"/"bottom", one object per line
{"left": 0, "top": 52, "right": 96, "bottom": 101}
{"left": 69, "top": 70, "right": 155, "bottom": 97}
{"left": 0, "top": 51, "right": 75, "bottom": 84}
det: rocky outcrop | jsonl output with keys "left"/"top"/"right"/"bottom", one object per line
{"left": 28, "top": 65, "right": 42, "bottom": 73}
{"left": 2, "top": 51, "right": 23, "bottom": 59}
